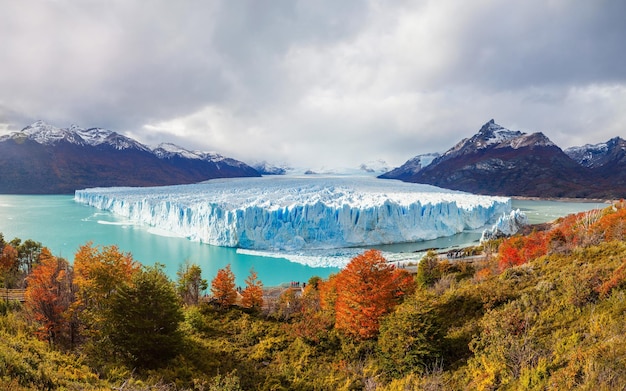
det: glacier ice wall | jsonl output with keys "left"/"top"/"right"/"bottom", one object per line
{"left": 480, "top": 209, "right": 529, "bottom": 242}
{"left": 75, "top": 176, "right": 511, "bottom": 251}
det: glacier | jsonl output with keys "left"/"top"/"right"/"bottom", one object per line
{"left": 480, "top": 209, "right": 529, "bottom": 242}
{"left": 74, "top": 176, "right": 511, "bottom": 252}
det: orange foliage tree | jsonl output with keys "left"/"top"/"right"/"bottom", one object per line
{"left": 72, "top": 242, "right": 139, "bottom": 337}
{"left": 292, "top": 278, "right": 334, "bottom": 343}
{"left": 210, "top": 264, "right": 237, "bottom": 308}
{"left": 0, "top": 243, "right": 18, "bottom": 287}
{"left": 241, "top": 267, "right": 263, "bottom": 310}
{"left": 498, "top": 232, "right": 549, "bottom": 271}
{"left": 329, "top": 249, "right": 416, "bottom": 340}
{"left": 592, "top": 204, "right": 626, "bottom": 242}
{"left": 24, "top": 248, "right": 74, "bottom": 345}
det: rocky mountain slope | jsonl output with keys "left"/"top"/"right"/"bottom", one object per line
{"left": 0, "top": 121, "right": 260, "bottom": 194}
{"left": 381, "top": 120, "right": 625, "bottom": 199}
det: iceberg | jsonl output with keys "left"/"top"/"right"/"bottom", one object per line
{"left": 480, "top": 209, "right": 529, "bottom": 242}
{"left": 74, "top": 176, "right": 511, "bottom": 251}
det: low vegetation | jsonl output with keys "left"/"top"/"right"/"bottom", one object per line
{"left": 2, "top": 201, "right": 626, "bottom": 389}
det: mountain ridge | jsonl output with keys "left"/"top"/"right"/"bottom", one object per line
{"left": 0, "top": 121, "right": 260, "bottom": 194}
{"left": 380, "top": 120, "right": 626, "bottom": 199}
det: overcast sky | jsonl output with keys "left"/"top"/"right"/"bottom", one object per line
{"left": 1, "top": 1, "right": 625, "bottom": 168}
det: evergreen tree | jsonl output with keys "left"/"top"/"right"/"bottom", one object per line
{"left": 378, "top": 292, "right": 442, "bottom": 378}
{"left": 415, "top": 250, "right": 441, "bottom": 287}
{"left": 107, "top": 265, "right": 184, "bottom": 368}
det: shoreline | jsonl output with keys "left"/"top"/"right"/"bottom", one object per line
{"left": 510, "top": 196, "right": 614, "bottom": 204}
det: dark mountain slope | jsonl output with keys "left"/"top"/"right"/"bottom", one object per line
{"left": 0, "top": 121, "right": 260, "bottom": 194}
{"left": 381, "top": 120, "right": 622, "bottom": 198}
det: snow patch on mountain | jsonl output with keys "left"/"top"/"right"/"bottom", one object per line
{"left": 358, "top": 159, "right": 393, "bottom": 175}
{"left": 565, "top": 137, "right": 626, "bottom": 168}
{"left": 1, "top": 120, "right": 246, "bottom": 162}
{"left": 251, "top": 161, "right": 291, "bottom": 175}
{"left": 75, "top": 176, "right": 510, "bottom": 254}
{"left": 153, "top": 143, "right": 204, "bottom": 160}
{"left": 476, "top": 119, "right": 524, "bottom": 148}
{"left": 426, "top": 120, "right": 558, "bottom": 167}
{"left": 18, "top": 120, "right": 85, "bottom": 145}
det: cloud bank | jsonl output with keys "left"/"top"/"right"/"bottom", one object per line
{"left": 1, "top": 0, "right": 624, "bottom": 168}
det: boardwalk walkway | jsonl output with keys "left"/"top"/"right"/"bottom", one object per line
{"left": 1, "top": 288, "right": 26, "bottom": 302}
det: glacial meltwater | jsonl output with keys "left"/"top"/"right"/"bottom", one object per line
{"left": 0, "top": 194, "right": 605, "bottom": 287}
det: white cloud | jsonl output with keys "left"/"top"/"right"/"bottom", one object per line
{"left": 0, "top": 0, "right": 624, "bottom": 168}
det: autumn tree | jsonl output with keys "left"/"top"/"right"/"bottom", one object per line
{"left": 210, "top": 264, "right": 237, "bottom": 309}
{"left": 292, "top": 276, "right": 334, "bottom": 343}
{"left": 498, "top": 232, "right": 548, "bottom": 271}
{"left": 273, "top": 288, "right": 302, "bottom": 321}
{"left": 72, "top": 242, "right": 139, "bottom": 340}
{"left": 0, "top": 243, "right": 18, "bottom": 288}
{"left": 241, "top": 267, "right": 263, "bottom": 310}
{"left": 24, "top": 248, "right": 74, "bottom": 346}
{"left": 107, "top": 265, "right": 184, "bottom": 368}
{"left": 0, "top": 237, "right": 42, "bottom": 288}
{"left": 331, "top": 249, "right": 416, "bottom": 340}
{"left": 177, "top": 261, "right": 208, "bottom": 306}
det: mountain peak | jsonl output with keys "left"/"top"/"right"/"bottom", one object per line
{"left": 153, "top": 142, "right": 203, "bottom": 160}
{"left": 441, "top": 120, "right": 523, "bottom": 159}
{"left": 476, "top": 119, "right": 523, "bottom": 145}
{"left": 20, "top": 120, "right": 84, "bottom": 145}
{"left": 566, "top": 137, "right": 626, "bottom": 169}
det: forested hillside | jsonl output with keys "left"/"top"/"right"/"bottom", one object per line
{"left": 2, "top": 201, "right": 626, "bottom": 390}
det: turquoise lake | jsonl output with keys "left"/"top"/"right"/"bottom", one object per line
{"left": 0, "top": 194, "right": 605, "bottom": 287}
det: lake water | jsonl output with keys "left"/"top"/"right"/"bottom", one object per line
{"left": 0, "top": 194, "right": 605, "bottom": 286}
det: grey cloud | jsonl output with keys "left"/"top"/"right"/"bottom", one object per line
{"left": 444, "top": 1, "right": 626, "bottom": 90}
{"left": 0, "top": 1, "right": 624, "bottom": 167}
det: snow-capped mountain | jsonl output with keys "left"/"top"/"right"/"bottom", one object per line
{"left": 379, "top": 153, "right": 440, "bottom": 181}
{"left": 565, "top": 137, "right": 626, "bottom": 169}
{"left": 439, "top": 119, "right": 555, "bottom": 163}
{"left": 3, "top": 120, "right": 151, "bottom": 151}
{"left": 0, "top": 121, "right": 259, "bottom": 194}
{"left": 251, "top": 161, "right": 291, "bottom": 175}
{"left": 250, "top": 160, "right": 393, "bottom": 177}
{"left": 357, "top": 159, "right": 393, "bottom": 175}
{"left": 565, "top": 137, "right": 626, "bottom": 192}
{"left": 440, "top": 119, "right": 524, "bottom": 160}
{"left": 380, "top": 119, "right": 623, "bottom": 198}
{"left": 152, "top": 142, "right": 205, "bottom": 160}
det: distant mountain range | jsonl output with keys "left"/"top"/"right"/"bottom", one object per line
{"left": 380, "top": 119, "right": 626, "bottom": 199}
{"left": 0, "top": 121, "right": 259, "bottom": 194}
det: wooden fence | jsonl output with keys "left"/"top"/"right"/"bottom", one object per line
{"left": 1, "top": 288, "right": 26, "bottom": 302}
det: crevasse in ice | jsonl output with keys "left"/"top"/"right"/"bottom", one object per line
{"left": 74, "top": 176, "right": 511, "bottom": 251}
